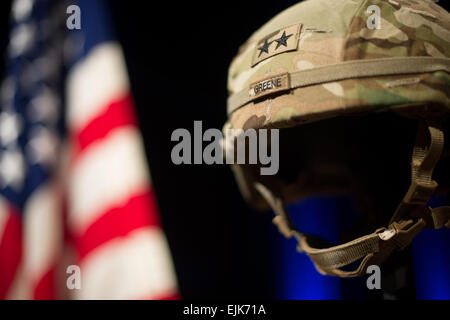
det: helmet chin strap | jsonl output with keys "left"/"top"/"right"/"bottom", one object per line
{"left": 254, "top": 117, "right": 450, "bottom": 278}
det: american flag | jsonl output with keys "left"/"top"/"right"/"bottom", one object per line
{"left": 0, "top": 0, "right": 178, "bottom": 299}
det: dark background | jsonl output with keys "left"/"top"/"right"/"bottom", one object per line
{"left": 108, "top": 0, "right": 304, "bottom": 299}
{"left": 0, "top": 0, "right": 449, "bottom": 299}
{"left": 110, "top": 0, "right": 308, "bottom": 299}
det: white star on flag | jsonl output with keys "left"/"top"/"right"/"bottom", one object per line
{"left": 0, "top": 112, "right": 23, "bottom": 146}
{"left": 0, "top": 147, "right": 25, "bottom": 190}
{"left": 26, "top": 126, "right": 58, "bottom": 167}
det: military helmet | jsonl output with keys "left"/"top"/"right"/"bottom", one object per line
{"left": 224, "top": 0, "right": 450, "bottom": 277}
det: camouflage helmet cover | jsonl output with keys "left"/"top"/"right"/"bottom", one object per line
{"left": 226, "top": 0, "right": 450, "bottom": 206}
{"left": 224, "top": 0, "right": 450, "bottom": 277}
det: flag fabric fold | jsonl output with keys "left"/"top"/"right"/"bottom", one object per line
{"left": 0, "top": 0, "right": 178, "bottom": 300}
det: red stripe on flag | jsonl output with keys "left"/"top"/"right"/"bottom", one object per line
{"left": 141, "top": 291, "right": 181, "bottom": 300}
{"left": 34, "top": 266, "right": 56, "bottom": 300}
{"left": 74, "top": 188, "right": 161, "bottom": 261}
{"left": 73, "top": 93, "right": 137, "bottom": 154}
{"left": 0, "top": 207, "right": 22, "bottom": 299}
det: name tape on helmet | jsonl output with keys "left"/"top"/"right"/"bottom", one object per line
{"left": 251, "top": 24, "right": 302, "bottom": 67}
{"left": 249, "top": 72, "right": 290, "bottom": 100}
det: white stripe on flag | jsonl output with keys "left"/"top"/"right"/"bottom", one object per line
{"left": 68, "top": 127, "right": 149, "bottom": 234}
{"left": 73, "top": 227, "right": 178, "bottom": 300}
{"left": 7, "top": 183, "right": 64, "bottom": 300}
{"left": 22, "top": 183, "right": 63, "bottom": 283}
{"left": 67, "top": 42, "right": 129, "bottom": 132}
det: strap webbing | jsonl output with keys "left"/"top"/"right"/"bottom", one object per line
{"left": 296, "top": 219, "right": 425, "bottom": 277}
{"left": 431, "top": 206, "right": 450, "bottom": 229}
{"left": 254, "top": 180, "right": 427, "bottom": 278}
{"left": 254, "top": 182, "right": 296, "bottom": 238}
{"left": 391, "top": 120, "right": 444, "bottom": 223}
{"left": 412, "top": 122, "right": 443, "bottom": 185}
{"left": 228, "top": 57, "right": 450, "bottom": 115}
{"left": 253, "top": 119, "right": 447, "bottom": 278}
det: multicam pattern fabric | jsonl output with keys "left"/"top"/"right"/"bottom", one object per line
{"left": 225, "top": 0, "right": 450, "bottom": 131}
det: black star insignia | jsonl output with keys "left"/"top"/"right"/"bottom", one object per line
{"left": 257, "top": 39, "right": 273, "bottom": 57}
{"left": 274, "top": 31, "right": 293, "bottom": 50}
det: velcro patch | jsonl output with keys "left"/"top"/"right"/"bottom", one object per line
{"left": 251, "top": 24, "right": 302, "bottom": 67}
{"left": 249, "top": 73, "right": 290, "bottom": 100}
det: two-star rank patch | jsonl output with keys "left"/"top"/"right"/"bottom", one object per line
{"left": 251, "top": 24, "right": 302, "bottom": 67}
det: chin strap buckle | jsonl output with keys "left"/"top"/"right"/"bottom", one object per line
{"left": 377, "top": 228, "right": 397, "bottom": 241}
{"left": 377, "top": 219, "right": 426, "bottom": 251}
